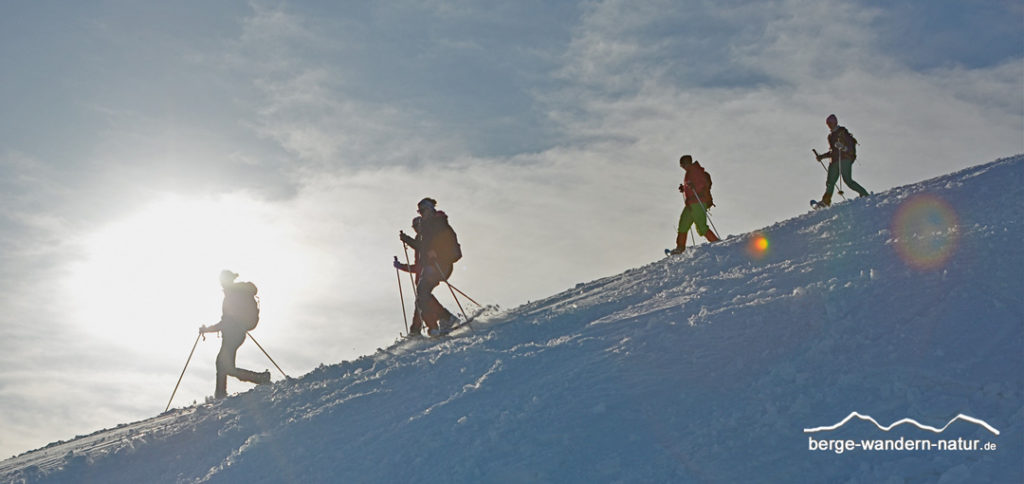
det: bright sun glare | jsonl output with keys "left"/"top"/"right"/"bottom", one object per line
{"left": 65, "top": 194, "right": 312, "bottom": 350}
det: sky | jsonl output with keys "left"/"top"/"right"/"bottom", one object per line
{"left": 0, "top": 0, "right": 1021, "bottom": 460}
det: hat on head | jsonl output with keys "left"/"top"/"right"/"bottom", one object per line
{"left": 679, "top": 155, "right": 693, "bottom": 165}
{"left": 219, "top": 270, "right": 239, "bottom": 285}
{"left": 417, "top": 197, "right": 437, "bottom": 211}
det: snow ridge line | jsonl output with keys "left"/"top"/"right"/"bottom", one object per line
{"left": 803, "top": 412, "right": 1000, "bottom": 435}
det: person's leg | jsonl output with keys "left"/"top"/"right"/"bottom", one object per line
{"left": 215, "top": 331, "right": 245, "bottom": 398}
{"left": 223, "top": 331, "right": 269, "bottom": 385}
{"left": 691, "top": 203, "right": 708, "bottom": 236}
{"left": 233, "top": 368, "right": 270, "bottom": 384}
{"left": 417, "top": 266, "right": 443, "bottom": 331}
{"left": 821, "top": 160, "right": 840, "bottom": 205}
{"left": 690, "top": 203, "right": 719, "bottom": 242}
{"left": 841, "top": 159, "right": 869, "bottom": 197}
{"left": 409, "top": 275, "right": 424, "bottom": 334}
{"left": 409, "top": 311, "right": 424, "bottom": 335}
{"left": 672, "top": 206, "right": 695, "bottom": 253}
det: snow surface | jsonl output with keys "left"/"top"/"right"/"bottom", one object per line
{"left": 1, "top": 156, "right": 1021, "bottom": 483}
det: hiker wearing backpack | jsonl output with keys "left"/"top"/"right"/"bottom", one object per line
{"left": 398, "top": 198, "right": 462, "bottom": 336}
{"left": 669, "top": 155, "right": 720, "bottom": 255}
{"left": 814, "top": 114, "right": 870, "bottom": 207}
{"left": 199, "top": 270, "right": 270, "bottom": 399}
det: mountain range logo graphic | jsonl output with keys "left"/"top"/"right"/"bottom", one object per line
{"left": 804, "top": 412, "right": 1000, "bottom": 435}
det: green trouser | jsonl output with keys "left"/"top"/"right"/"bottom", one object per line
{"left": 826, "top": 159, "right": 869, "bottom": 197}
{"left": 677, "top": 203, "right": 709, "bottom": 236}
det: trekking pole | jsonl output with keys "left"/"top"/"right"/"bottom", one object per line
{"left": 247, "top": 332, "right": 290, "bottom": 379}
{"left": 687, "top": 182, "right": 721, "bottom": 239}
{"left": 812, "top": 150, "right": 847, "bottom": 201}
{"left": 689, "top": 226, "right": 698, "bottom": 249}
{"left": 442, "top": 281, "right": 482, "bottom": 308}
{"left": 433, "top": 261, "right": 471, "bottom": 325}
{"left": 402, "top": 242, "right": 423, "bottom": 324}
{"left": 811, "top": 149, "right": 828, "bottom": 172}
{"left": 165, "top": 332, "right": 203, "bottom": 412}
{"left": 394, "top": 256, "right": 410, "bottom": 334}
{"left": 401, "top": 242, "right": 417, "bottom": 290}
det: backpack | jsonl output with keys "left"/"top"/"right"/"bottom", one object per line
{"left": 225, "top": 282, "right": 260, "bottom": 331}
{"left": 702, "top": 169, "right": 714, "bottom": 207}
{"left": 688, "top": 162, "right": 714, "bottom": 208}
{"left": 836, "top": 127, "right": 858, "bottom": 161}
{"left": 435, "top": 224, "right": 462, "bottom": 264}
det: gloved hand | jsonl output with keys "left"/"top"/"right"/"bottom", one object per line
{"left": 199, "top": 325, "right": 208, "bottom": 335}
{"left": 393, "top": 259, "right": 403, "bottom": 270}
{"left": 678, "top": 183, "right": 686, "bottom": 193}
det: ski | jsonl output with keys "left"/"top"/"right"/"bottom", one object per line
{"left": 429, "top": 307, "right": 489, "bottom": 339}
{"left": 432, "top": 318, "right": 473, "bottom": 338}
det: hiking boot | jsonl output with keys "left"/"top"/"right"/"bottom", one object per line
{"left": 675, "top": 231, "right": 688, "bottom": 251}
{"left": 439, "top": 313, "right": 458, "bottom": 333}
{"left": 669, "top": 246, "right": 685, "bottom": 255}
{"left": 427, "top": 328, "right": 441, "bottom": 338}
{"left": 256, "top": 370, "right": 271, "bottom": 385}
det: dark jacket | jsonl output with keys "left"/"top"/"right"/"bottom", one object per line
{"left": 823, "top": 126, "right": 857, "bottom": 163}
{"left": 208, "top": 282, "right": 259, "bottom": 333}
{"left": 418, "top": 210, "right": 459, "bottom": 267}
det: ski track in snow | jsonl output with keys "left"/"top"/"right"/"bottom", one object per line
{"left": 1, "top": 156, "right": 1022, "bottom": 483}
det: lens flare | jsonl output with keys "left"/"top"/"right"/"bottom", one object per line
{"left": 892, "top": 194, "right": 959, "bottom": 270}
{"left": 746, "top": 233, "right": 770, "bottom": 259}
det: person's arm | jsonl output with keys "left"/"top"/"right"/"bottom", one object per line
{"left": 817, "top": 136, "right": 834, "bottom": 161}
{"left": 393, "top": 259, "right": 415, "bottom": 273}
{"left": 400, "top": 231, "right": 419, "bottom": 249}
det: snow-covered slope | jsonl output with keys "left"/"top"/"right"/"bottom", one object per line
{"left": 3, "top": 156, "right": 1022, "bottom": 483}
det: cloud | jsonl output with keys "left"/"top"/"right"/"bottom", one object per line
{"left": 543, "top": 0, "right": 1022, "bottom": 229}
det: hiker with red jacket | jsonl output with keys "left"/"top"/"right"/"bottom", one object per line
{"left": 669, "top": 155, "right": 720, "bottom": 255}
{"left": 395, "top": 198, "right": 462, "bottom": 336}
{"left": 199, "top": 270, "right": 270, "bottom": 399}
{"left": 814, "top": 114, "right": 870, "bottom": 208}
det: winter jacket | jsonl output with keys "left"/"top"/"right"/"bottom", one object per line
{"left": 207, "top": 282, "right": 259, "bottom": 333}
{"left": 419, "top": 210, "right": 461, "bottom": 266}
{"left": 822, "top": 126, "right": 857, "bottom": 163}
{"left": 682, "top": 162, "right": 714, "bottom": 207}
